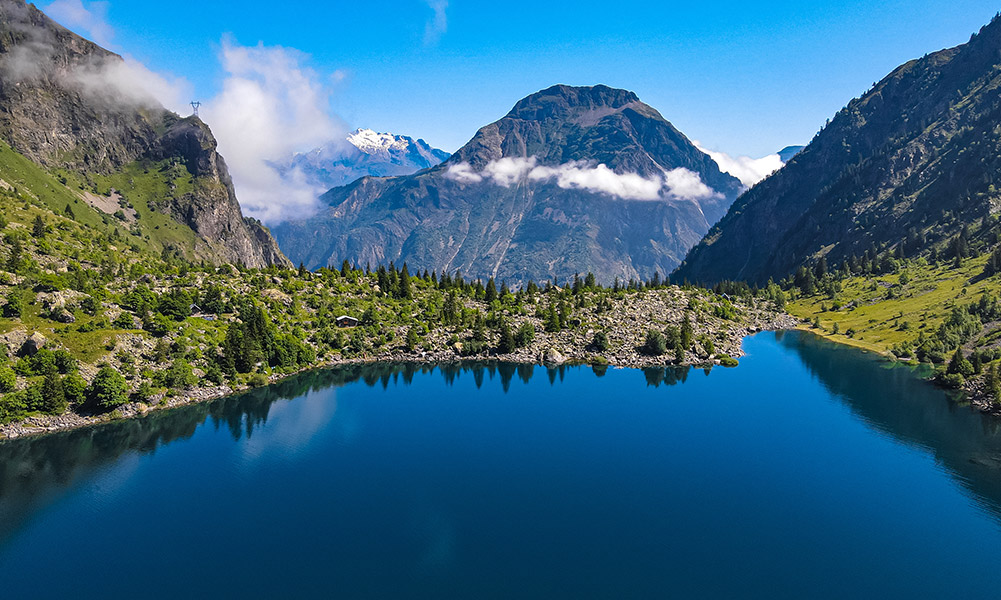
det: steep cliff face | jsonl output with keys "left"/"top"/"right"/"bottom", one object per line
{"left": 675, "top": 15, "right": 1001, "bottom": 285}
{"left": 0, "top": 0, "right": 288, "bottom": 267}
{"left": 273, "top": 85, "right": 742, "bottom": 283}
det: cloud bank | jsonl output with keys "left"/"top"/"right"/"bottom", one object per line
{"left": 199, "top": 39, "right": 347, "bottom": 223}
{"left": 695, "top": 143, "right": 784, "bottom": 188}
{"left": 445, "top": 157, "right": 720, "bottom": 202}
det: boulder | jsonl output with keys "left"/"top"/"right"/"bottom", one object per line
{"left": 543, "top": 347, "right": 565, "bottom": 364}
{"left": 21, "top": 332, "right": 46, "bottom": 356}
{"left": 52, "top": 308, "right": 76, "bottom": 324}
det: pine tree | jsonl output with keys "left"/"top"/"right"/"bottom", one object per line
{"left": 32, "top": 215, "right": 45, "bottom": 238}
{"left": 398, "top": 264, "right": 413, "bottom": 299}
{"left": 497, "top": 319, "right": 516, "bottom": 354}
{"left": 406, "top": 326, "right": 420, "bottom": 351}
{"left": 485, "top": 278, "right": 498, "bottom": 303}
{"left": 40, "top": 371, "right": 66, "bottom": 415}
{"left": 681, "top": 314, "right": 694, "bottom": 349}
{"left": 544, "top": 303, "right": 561, "bottom": 332}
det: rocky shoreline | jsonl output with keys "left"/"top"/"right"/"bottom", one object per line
{"left": 0, "top": 304, "right": 796, "bottom": 441}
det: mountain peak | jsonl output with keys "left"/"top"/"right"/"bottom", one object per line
{"left": 505, "top": 84, "right": 643, "bottom": 122}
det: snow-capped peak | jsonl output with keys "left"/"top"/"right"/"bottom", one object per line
{"left": 347, "top": 128, "right": 414, "bottom": 154}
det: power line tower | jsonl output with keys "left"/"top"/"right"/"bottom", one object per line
{"left": 190, "top": 101, "right": 201, "bottom": 117}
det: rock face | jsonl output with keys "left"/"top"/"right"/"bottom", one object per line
{"left": 273, "top": 128, "right": 451, "bottom": 190}
{"left": 0, "top": 0, "right": 288, "bottom": 268}
{"left": 272, "top": 85, "right": 742, "bottom": 284}
{"left": 675, "top": 15, "right": 1001, "bottom": 285}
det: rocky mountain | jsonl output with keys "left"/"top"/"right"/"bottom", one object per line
{"left": 0, "top": 0, "right": 288, "bottom": 267}
{"left": 675, "top": 14, "right": 1001, "bottom": 285}
{"left": 273, "top": 129, "right": 450, "bottom": 190}
{"left": 272, "top": 85, "right": 742, "bottom": 283}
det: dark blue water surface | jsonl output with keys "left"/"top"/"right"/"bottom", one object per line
{"left": 3, "top": 330, "right": 1001, "bottom": 598}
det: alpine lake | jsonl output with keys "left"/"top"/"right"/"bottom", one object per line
{"left": 2, "top": 330, "right": 1001, "bottom": 598}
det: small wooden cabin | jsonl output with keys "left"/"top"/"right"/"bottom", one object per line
{"left": 336, "top": 315, "right": 359, "bottom": 328}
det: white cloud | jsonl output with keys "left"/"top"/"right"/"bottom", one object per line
{"left": 444, "top": 157, "right": 720, "bottom": 202}
{"left": 67, "top": 55, "right": 191, "bottom": 114}
{"left": 662, "top": 167, "right": 719, "bottom": 201}
{"left": 200, "top": 38, "right": 347, "bottom": 223}
{"left": 423, "top": 0, "right": 449, "bottom": 46}
{"left": 695, "top": 142, "right": 784, "bottom": 188}
{"left": 530, "top": 161, "right": 667, "bottom": 200}
{"left": 3, "top": 2, "right": 190, "bottom": 115}
{"left": 43, "top": 0, "right": 114, "bottom": 47}
{"left": 484, "top": 156, "right": 537, "bottom": 187}
{"left": 444, "top": 162, "right": 483, "bottom": 184}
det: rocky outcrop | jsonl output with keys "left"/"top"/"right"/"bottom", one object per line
{"left": 20, "top": 331, "right": 45, "bottom": 355}
{"left": 0, "top": 0, "right": 289, "bottom": 268}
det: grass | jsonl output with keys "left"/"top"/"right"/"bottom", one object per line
{"left": 786, "top": 254, "right": 999, "bottom": 356}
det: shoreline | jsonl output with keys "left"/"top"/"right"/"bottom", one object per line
{"left": 0, "top": 315, "right": 797, "bottom": 441}
{"left": 792, "top": 323, "right": 1001, "bottom": 417}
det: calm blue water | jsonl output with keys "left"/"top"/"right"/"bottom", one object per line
{"left": 2, "top": 331, "right": 1001, "bottom": 598}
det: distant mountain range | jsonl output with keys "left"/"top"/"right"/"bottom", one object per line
{"left": 272, "top": 129, "right": 450, "bottom": 191}
{"left": 674, "top": 14, "right": 1001, "bottom": 285}
{"left": 272, "top": 85, "right": 744, "bottom": 284}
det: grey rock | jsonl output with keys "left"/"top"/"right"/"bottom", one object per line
{"left": 21, "top": 331, "right": 46, "bottom": 355}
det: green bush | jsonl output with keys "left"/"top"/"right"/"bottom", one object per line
{"left": 641, "top": 330, "right": 667, "bottom": 356}
{"left": 62, "top": 372, "right": 87, "bottom": 404}
{"left": 938, "top": 372, "right": 965, "bottom": 389}
{"left": 718, "top": 354, "right": 739, "bottom": 368}
{"left": 248, "top": 373, "right": 269, "bottom": 388}
{"left": 515, "top": 322, "right": 536, "bottom": 348}
{"left": 87, "top": 366, "right": 128, "bottom": 409}
{"left": 0, "top": 366, "right": 15, "bottom": 392}
{"left": 591, "top": 331, "right": 609, "bottom": 352}
{"left": 158, "top": 359, "right": 197, "bottom": 390}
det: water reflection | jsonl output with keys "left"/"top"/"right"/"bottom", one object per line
{"left": 778, "top": 330, "right": 1001, "bottom": 522}
{"left": 5, "top": 342, "right": 1001, "bottom": 545}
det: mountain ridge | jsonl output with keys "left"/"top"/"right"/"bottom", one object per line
{"left": 674, "top": 14, "right": 1001, "bottom": 285}
{"left": 272, "top": 84, "right": 742, "bottom": 283}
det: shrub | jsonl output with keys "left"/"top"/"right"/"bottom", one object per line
{"left": 53, "top": 349, "right": 76, "bottom": 374}
{"left": 62, "top": 372, "right": 87, "bottom": 404}
{"left": 158, "top": 359, "right": 197, "bottom": 390}
{"left": 113, "top": 312, "right": 136, "bottom": 329}
{"left": 87, "top": 366, "right": 128, "bottom": 409}
{"left": 0, "top": 366, "right": 15, "bottom": 392}
{"left": 248, "top": 373, "right": 269, "bottom": 388}
{"left": 515, "top": 322, "right": 536, "bottom": 348}
{"left": 591, "top": 331, "right": 609, "bottom": 352}
{"left": 718, "top": 354, "right": 739, "bottom": 368}
{"left": 641, "top": 330, "right": 667, "bottom": 356}
{"left": 938, "top": 372, "right": 965, "bottom": 389}
{"left": 3, "top": 289, "right": 29, "bottom": 318}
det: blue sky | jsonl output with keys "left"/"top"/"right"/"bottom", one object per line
{"left": 37, "top": 0, "right": 1001, "bottom": 221}
{"left": 41, "top": 0, "right": 1000, "bottom": 157}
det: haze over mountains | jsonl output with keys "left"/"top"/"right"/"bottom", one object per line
{"left": 0, "top": 0, "right": 288, "bottom": 267}
{"left": 675, "top": 15, "right": 1001, "bottom": 285}
{"left": 272, "top": 85, "right": 746, "bottom": 284}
